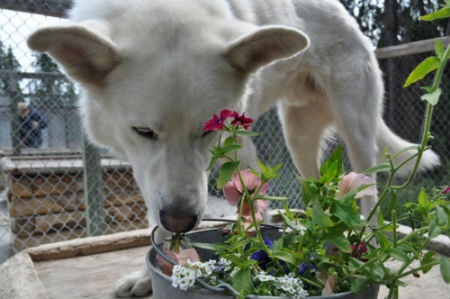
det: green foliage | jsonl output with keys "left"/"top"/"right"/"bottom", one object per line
{"left": 0, "top": 42, "right": 22, "bottom": 95}
{"left": 404, "top": 56, "right": 440, "bottom": 87}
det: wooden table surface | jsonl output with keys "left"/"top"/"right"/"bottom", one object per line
{"left": 1, "top": 226, "right": 449, "bottom": 299}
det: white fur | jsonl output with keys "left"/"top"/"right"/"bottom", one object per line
{"left": 27, "top": 0, "right": 439, "bottom": 296}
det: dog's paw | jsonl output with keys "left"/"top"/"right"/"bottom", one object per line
{"left": 114, "top": 269, "right": 152, "bottom": 297}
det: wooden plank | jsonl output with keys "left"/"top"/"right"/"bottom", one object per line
{"left": 0, "top": 252, "right": 49, "bottom": 299}
{"left": 29, "top": 231, "right": 450, "bottom": 299}
{"left": 9, "top": 192, "right": 144, "bottom": 218}
{"left": 376, "top": 36, "right": 450, "bottom": 59}
{"left": 34, "top": 246, "right": 151, "bottom": 299}
{"left": 26, "top": 228, "right": 152, "bottom": 262}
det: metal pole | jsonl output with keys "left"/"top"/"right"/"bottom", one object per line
{"left": 7, "top": 71, "right": 22, "bottom": 156}
{"left": 81, "top": 133, "right": 106, "bottom": 236}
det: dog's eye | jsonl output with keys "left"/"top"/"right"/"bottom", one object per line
{"left": 132, "top": 127, "right": 158, "bottom": 141}
{"left": 201, "top": 130, "right": 214, "bottom": 139}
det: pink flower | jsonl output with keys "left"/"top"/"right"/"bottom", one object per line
{"left": 202, "top": 110, "right": 254, "bottom": 131}
{"left": 338, "top": 172, "right": 377, "bottom": 199}
{"left": 231, "top": 112, "right": 253, "bottom": 130}
{"left": 321, "top": 275, "right": 335, "bottom": 295}
{"left": 223, "top": 169, "right": 269, "bottom": 206}
{"left": 223, "top": 170, "right": 270, "bottom": 233}
{"left": 240, "top": 199, "right": 270, "bottom": 217}
{"left": 443, "top": 187, "right": 450, "bottom": 194}
{"left": 202, "top": 109, "right": 238, "bottom": 131}
{"left": 351, "top": 242, "right": 368, "bottom": 260}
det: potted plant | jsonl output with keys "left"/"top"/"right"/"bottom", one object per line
{"left": 148, "top": 7, "right": 450, "bottom": 299}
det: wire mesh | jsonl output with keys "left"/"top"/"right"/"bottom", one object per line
{"left": 0, "top": 1, "right": 449, "bottom": 264}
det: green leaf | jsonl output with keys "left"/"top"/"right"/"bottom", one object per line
{"left": 365, "top": 163, "right": 391, "bottom": 174}
{"left": 389, "top": 248, "right": 409, "bottom": 263}
{"left": 191, "top": 242, "right": 228, "bottom": 252}
{"left": 421, "top": 8, "right": 450, "bottom": 21}
{"left": 312, "top": 200, "right": 334, "bottom": 228}
{"left": 440, "top": 257, "right": 450, "bottom": 283}
{"left": 327, "top": 234, "right": 351, "bottom": 253}
{"left": 221, "top": 144, "right": 243, "bottom": 155}
{"left": 436, "top": 206, "right": 449, "bottom": 227}
{"left": 404, "top": 56, "right": 440, "bottom": 87}
{"left": 256, "top": 160, "right": 282, "bottom": 182}
{"left": 232, "top": 268, "right": 254, "bottom": 293}
{"left": 418, "top": 188, "right": 432, "bottom": 212}
{"left": 300, "top": 179, "right": 319, "bottom": 207}
{"left": 351, "top": 277, "right": 369, "bottom": 294}
{"left": 429, "top": 219, "right": 442, "bottom": 238}
{"left": 421, "top": 88, "right": 442, "bottom": 106}
{"left": 435, "top": 39, "right": 445, "bottom": 59}
{"left": 348, "top": 257, "right": 365, "bottom": 271}
{"left": 332, "top": 201, "right": 364, "bottom": 227}
{"left": 421, "top": 251, "right": 437, "bottom": 274}
{"left": 271, "top": 250, "right": 297, "bottom": 265}
{"left": 377, "top": 211, "right": 385, "bottom": 227}
{"left": 217, "top": 161, "right": 240, "bottom": 189}
{"left": 375, "top": 231, "right": 391, "bottom": 250}
{"left": 253, "top": 195, "right": 288, "bottom": 201}
{"left": 320, "top": 146, "right": 344, "bottom": 182}
{"left": 223, "top": 136, "right": 236, "bottom": 146}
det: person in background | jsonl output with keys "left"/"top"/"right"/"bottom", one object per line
{"left": 18, "top": 102, "right": 47, "bottom": 148}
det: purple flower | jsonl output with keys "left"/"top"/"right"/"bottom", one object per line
{"left": 298, "top": 262, "right": 316, "bottom": 275}
{"left": 250, "top": 236, "right": 273, "bottom": 270}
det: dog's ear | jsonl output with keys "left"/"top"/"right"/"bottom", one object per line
{"left": 224, "top": 26, "right": 309, "bottom": 73}
{"left": 27, "top": 22, "right": 121, "bottom": 86}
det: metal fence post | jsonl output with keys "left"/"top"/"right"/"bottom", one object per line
{"left": 6, "top": 71, "right": 22, "bottom": 155}
{"left": 81, "top": 133, "right": 106, "bottom": 236}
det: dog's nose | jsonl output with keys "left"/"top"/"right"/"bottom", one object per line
{"left": 160, "top": 204, "right": 198, "bottom": 233}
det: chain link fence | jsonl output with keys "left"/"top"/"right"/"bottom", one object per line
{"left": 1, "top": 1, "right": 449, "bottom": 264}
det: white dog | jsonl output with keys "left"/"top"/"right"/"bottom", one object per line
{"left": 28, "top": 0, "right": 439, "bottom": 296}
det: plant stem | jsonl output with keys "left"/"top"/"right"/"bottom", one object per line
{"left": 399, "top": 261, "right": 440, "bottom": 279}
{"left": 235, "top": 168, "right": 269, "bottom": 253}
{"left": 364, "top": 43, "right": 450, "bottom": 231}
{"left": 392, "top": 42, "right": 450, "bottom": 189}
{"left": 392, "top": 210, "right": 397, "bottom": 247}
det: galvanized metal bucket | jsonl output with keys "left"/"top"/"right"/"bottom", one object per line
{"left": 146, "top": 221, "right": 379, "bottom": 299}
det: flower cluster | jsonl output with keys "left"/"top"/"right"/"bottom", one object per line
{"left": 203, "top": 109, "right": 253, "bottom": 131}
{"left": 255, "top": 272, "right": 309, "bottom": 299}
{"left": 171, "top": 259, "right": 216, "bottom": 291}
{"left": 166, "top": 104, "right": 450, "bottom": 299}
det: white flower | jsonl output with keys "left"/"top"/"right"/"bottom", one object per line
{"left": 171, "top": 259, "right": 220, "bottom": 291}
{"left": 219, "top": 257, "right": 233, "bottom": 272}
{"left": 276, "top": 273, "right": 308, "bottom": 299}
{"left": 171, "top": 264, "right": 199, "bottom": 291}
{"left": 202, "top": 260, "right": 217, "bottom": 275}
{"left": 256, "top": 271, "right": 276, "bottom": 282}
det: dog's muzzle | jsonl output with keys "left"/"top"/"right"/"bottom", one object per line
{"left": 159, "top": 203, "right": 198, "bottom": 233}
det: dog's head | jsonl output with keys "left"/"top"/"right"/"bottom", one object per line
{"left": 27, "top": 8, "right": 309, "bottom": 233}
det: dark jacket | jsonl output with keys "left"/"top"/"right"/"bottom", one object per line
{"left": 19, "top": 108, "right": 47, "bottom": 148}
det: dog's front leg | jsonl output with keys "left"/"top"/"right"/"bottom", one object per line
{"left": 114, "top": 227, "right": 170, "bottom": 297}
